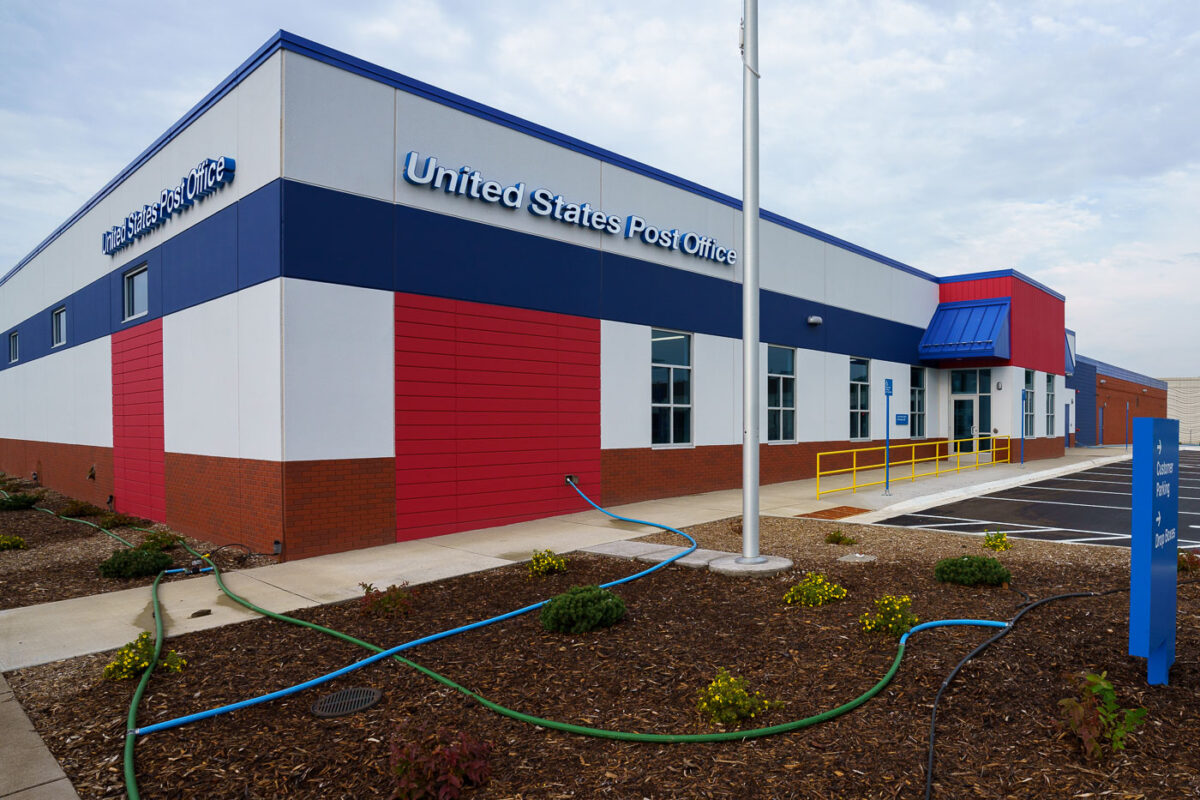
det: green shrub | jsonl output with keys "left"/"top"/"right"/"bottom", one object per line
{"left": 539, "top": 585, "right": 626, "bottom": 634}
{"left": 99, "top": 547, "right": 173, "bottom": 579}
{"left": 390, "top": 725, "right": 492, "bottom": 800}
{"left": 97, "top": 512, "right": 150, "bottom": 530}
{"left": 527, "top": 548, "right": 567, "bottom": 577}
{"left": 58, "top": 499, "right": 103, "bottom": 518}
{"left": 138, "top": 530, "right": 181, "bottom": 551}
{"left": 0, "top": 492, "right": 41, "bottom": 511}
{"left": 103, "top": 632, "right": 185, "bottom": 680}
{"left": 0, "top": 534, "right": 27, "bottom": 551}
{"left": 359, "top": 582, "right": 415, "bottom": 616}
{"left": 860, "top": 594, "right": 918, "bottom": 638}
{"left": 695, "top": 667, "right": 782, "bottom": 726}
{"left": 934, "top": 555, "right": 1011, "bottom": 587}
{"left": 1058, "top": 671, "right": 1146, "bottom": 762}
{"left": 783, "top": 572, "right": 848, "bottom": 607}
{"left": 824, "top": 529, "right": 857, "bottom": 545}
{"left": 982, "top": 530, "right": 1012, "bottom": 552}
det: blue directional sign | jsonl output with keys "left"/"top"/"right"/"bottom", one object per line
{"left": 895, "top": 413, "right": 909, "bottom": 425}
{"left": 884, "top": 378, "right": 893, "bottom": 397}
{"left": 1129, "top": 417, "right": 1179, "bottom": 685}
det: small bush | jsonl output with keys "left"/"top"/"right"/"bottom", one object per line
{"left": 783, "top": 572, "right": 848, "bottom": 607}
{"left": 934, "top": 555, "right": 1011, "bottom": 587}
{"left": 860, "top": 594, "right": 918, "bottom": 638}
{"left": 982, "top": 530, "right": 1012, "bottom": 552}
{"left": 824, "top": 529, "right": 857, "bottom": 545}
{"left": 1179, "top": 551, "right": 1200, "bottom": 574}
{"left": 359, "top": 582, "right": 414, "bottom": 616}
{"left": 58, "top": 499, "right": 103, "bottom": 518}
{"left": 527, "top": 548, "right": 567, "bottom": 577}
{"left": 0, "top": 492, "right": 41, "bottom": 511}
{"left": 695, "top": 667, "right": 782, "bottom": 727}
{"left": 97, "top": 512, "right": 150, "bottom": 530}
{"left": 0, "top": 534, "right": 28, "bottom": 551}
{"left": 390, "top": 725, "right": 492, "bottom": 800}
{"left": 99, "top": 547, "right": 173, "bottom": 579}
{"left": 1058, "top": 671, "right": 1146, "bottom": 762}
{"left": 138, "top": 530, "right": 181, "bottom": 552}
{"left": 103, "top": 632, "right": 185, "bottom": 680}
{"left": 539, "top": 585, "right": 626, "bottom": 634}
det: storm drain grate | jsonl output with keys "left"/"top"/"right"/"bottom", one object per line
{"left": 311, "top": 687, "right": 383, "bottom": 718}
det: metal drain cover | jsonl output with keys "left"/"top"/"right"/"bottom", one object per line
{"left": 311, "top": 687, "right": 382, "bottom": 718}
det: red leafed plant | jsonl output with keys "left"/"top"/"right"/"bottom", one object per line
{"left": 389, "top": 724, "right": 493, "bottom": 800}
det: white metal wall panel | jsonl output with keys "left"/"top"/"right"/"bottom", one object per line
{"left": 888, "top": 268, "right": 941, "bottom": 329}
{"left": 163, "top": 293, "right": 241, "bottom": 458}
{"left": 284, "top": 53, "right": 396, "bottom": 202}
{"left": 693, "top": 333, "right": 739, "bottom": 447}
{"left": 237, "top": 280, "right": 282, "bottom": 461}
{"left": 824, "top": 245, "right": 894, "bottom": 326}
{"left": 282, "top": 278, "right": 394, "bottom": 461}
{"left": 822, "top": 353, "right": 849, "bottom": 440}
{"left": 0, "top": 338, "right": 110, "bottom": 447}
{"left": 792, "top": 348, "right": 827, "bottom": 443}
{"left": 71, "top": 337, "right": 114, "bottom": 448}
{"left": 760, "top": 222, "right": 825, "bottom": 305}
{"left": 599, "top": 320, "right": 649, "bottom": 450}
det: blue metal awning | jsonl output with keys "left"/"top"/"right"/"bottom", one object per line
{"left": 918, "top": 298, "right": 1011, "bottom": 360}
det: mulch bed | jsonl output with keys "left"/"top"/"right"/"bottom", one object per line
{"left": 0, "top": 476, "right": 275, "bottom": 609}
{"left": 8, "top": 524, "right": 1200, "bottom": 799}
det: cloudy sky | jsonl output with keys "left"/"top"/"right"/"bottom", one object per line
{"left": 2, "top": 0, "right": 1196, "bottom": 377}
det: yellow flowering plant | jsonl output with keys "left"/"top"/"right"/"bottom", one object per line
{"left": 695, "top": 667, "right": 781, "bottom": 727}
{"left": 859, "top": 594, "right": 918, "bottom": 638}
{"left": 783, "top": 572, "right": 848, "bottom": 607}
{"left": 982, "top": 530, "right": 1012, "bottom": 552}
{"left": 527, "top": 549, "right": 567, "bottom": 578}
{"left": 103, "top": 632, "right": 186, "bottom": 681}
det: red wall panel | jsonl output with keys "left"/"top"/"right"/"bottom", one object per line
{"left": 395, "top": 293, "right": 600, "bottom": 540}
{"left": 939, "top": 275, "right": 1064, "bottom": 374}
{"left": 112, "top": 319, "right": 166, "bottom": 521}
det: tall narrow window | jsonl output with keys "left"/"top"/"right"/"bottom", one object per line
{"left": 51, "top": 307, "right": 67, "bottom": 347}
{"left": 123, "top": 265, "right": 148, "bottom": 321}
{"left": 850, "top": 357, "right": 870, "bottom": 440}
{"left": 767, "top": 345, "right": 795, "bottom": 442}
{"left": 1023, "top": 369, "right": 1036, "bottom": 437}
{"left": 1045, "top": 374, "right": 1056, "bottom": 437}
{"left": 909, "top": 366, "right": 926, "bottom": 438}
{"left": 7, "top": 331, "right": 17, "bottom": 364}
{"left": 651, "top": 329, "right": 691, "bottom": 445}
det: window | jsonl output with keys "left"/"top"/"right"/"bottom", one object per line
{"left": 7, "top": 331, "right": 17, "bottom": 364}
{"left": 767, "top": 345, "right": 795, "bottom": 442}
{"left": 123, "top": 266, "right": 148, "bottom": 321}
{"left": 849, "top": 357, "right": 870, "bottom": 440}
{"left": 909, "top": 367, "right": 926, "bottom": 438}
{"left": 1045, "top": 374, "right": 1055, "bottom": 437}
{"left": 651, "top": 329, "right": 691, "bottom": 445}
{"left": 51, "top": 307, "right": 66, "bottom": 347}
{"left": 1023, "top": 369, "right": 1036, "bottom": 437}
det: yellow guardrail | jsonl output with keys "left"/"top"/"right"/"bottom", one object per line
{"left": 816, "top": 436, "right": 1012, "bottom": 498}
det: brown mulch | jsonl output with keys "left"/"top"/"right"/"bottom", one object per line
{"left": 797, "top": 506, "right": 871, "bottom": 520}
{"left": 7, "top": 516, "right": 1200, "bottom": 799}
{"left": 0, "top": 476, "right": 275, "bottom": 609}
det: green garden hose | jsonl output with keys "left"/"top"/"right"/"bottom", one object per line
{"left": 123, "top": 570, "right": 168, "bottom": 800}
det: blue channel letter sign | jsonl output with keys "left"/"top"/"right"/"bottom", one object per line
{"left": 1129, "top": 417, "right": 1179, "bottom": 685}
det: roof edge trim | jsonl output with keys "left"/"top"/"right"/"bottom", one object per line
{"left": 937, "top": 268, "right": 1065, "bottom": 301}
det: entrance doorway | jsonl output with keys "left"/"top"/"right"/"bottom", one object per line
{"left": 950, "top": 369, "right": 993, "bottom": 456}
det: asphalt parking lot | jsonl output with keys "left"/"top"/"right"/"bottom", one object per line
{"left": 877, "top": 450, "right": 1200, "bottom": 550}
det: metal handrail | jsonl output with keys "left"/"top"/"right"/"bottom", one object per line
{"left": 816, "top": 436, "right": 1012, "bottom": 497}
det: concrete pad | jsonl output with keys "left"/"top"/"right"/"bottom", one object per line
{"left": 838, "top": 553, "right": 878, "bottom": 563}
{"left": 580, "top": 540, "right": 680, "bottom": 560}
{"left": 708, "top": 554, "right": 793, "bottom": 576}
{"left": 635, "top": 547, "right": 728, "bottom": 568}
{"left": 3, "top": 782, "right": 82, "bottom": 800}
{"left": 0, "top": 678, "right": 76, "bottom": 799}
{"left": 434, "top": 517, "right": 660, "bottom": 561}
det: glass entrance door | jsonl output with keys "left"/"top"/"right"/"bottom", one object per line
{"left": 953, "top": 398, "right": 975, "bottom": 453}
{"left": 978, "top": 395, "right": 992, "bottom": 457}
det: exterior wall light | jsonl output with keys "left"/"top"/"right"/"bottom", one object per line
{"left": 806, "top": 315, "right": 823, "bottom": 325}
{"left": 996, "top": 381, "right": 1003, "bottom": 391}
{"left": 1100, "top": 378, "right": 1107, "bottom": 384}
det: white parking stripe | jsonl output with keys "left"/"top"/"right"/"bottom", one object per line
{"left": 1050, "top": 477, "right": 1130, "bottom": 486}
{"left": 1019, "top": 485, "right": 1130, "bottom": 497}
{"left": 985, "top": 496, "right": 1129, "bottom": 511}
{"left": 890, "top": 513, "right": 1126, "bottom": 538}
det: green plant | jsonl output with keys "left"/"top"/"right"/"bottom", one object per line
{"left": 98, "top": 547, "right": 173, "bottom": 579}
{"left": 0, "top": 492, "right": 41, "bottom": 511}
{"left": 1058, "top": 671, "right": 1147, "bottom": 762}
{"left": 527, "top": 548, "right": 567, "bottom": 577}
{"left": 0, "top": 534, "right": 28, "bottom": 551}
{"left": 138, "top": 530, "right": 181, "bottom": 551}
{"left": 859, "top": 594, "right": 918, "bottom": 637}
{"left": 97, "top": 512, "right": 150, "bottom": 530}
{"left": 783, "top": 572, "right": 848, "bottom": 607}
{"left": 103, "top": 632, "right": 186, "bottom": 680}
{"left": 982, "top": 530, "right": 1012, "bottom": 552}
{"left": 934, "top": 555, "right": 1011, "bottom": 587}
{"left": 695, "top": 667, "right": 782, "bottom": 727}
{"left": 824, "top": 529, "right": 858, "bottom": 545}
{"left": 539, "top": 585, "right": 626, "bottom": 634}
{"left": 58, "top": 499, "right": 103, "bottom": 518}
{"left": 359, "top": 582, "right": 415, "bottom": 616}
{"left": 1179, "top": 550, "right": 1200, "bottom": 574}
{"left": 389, "top": 725, "right": 492, "bottom": 800}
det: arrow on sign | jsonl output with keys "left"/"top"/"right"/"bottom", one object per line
{"left": 1156, "top": 511, "right": 1162, "bottom": 527}
{"left": 1157, "top": 440, "right": 1162, "bottom": 455}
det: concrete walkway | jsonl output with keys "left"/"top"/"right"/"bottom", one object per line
{"left": 0, "top": 447, "right": 1130, "bottom": 799}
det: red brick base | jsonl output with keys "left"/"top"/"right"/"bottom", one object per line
{"left": 283, "top": 458, "right": 397, "bottom": 561}
{"left": 164, "top": 453, "right": 283, "bottom": 556}
{"left": 0, "top": 438, "right": 114, "bottom": 507}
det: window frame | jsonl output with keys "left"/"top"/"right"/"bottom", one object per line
{"left": 123, "top": 265, "right": 149, "bottom": 322}
{"left": 51, "top": 306, "right": 67, "bottom": 348}
{"left": 650, "top": 328, "right": 693, "bottom": 447}
{"left": 909, "top": 366, "right": 926, "bottom": 439}
{"left": 1023, "top": 369, "right": 1036, "bottom": 437}
{"left": 766, "top": 344, "right": 796, "bottom": 443}
{"left": 849, "top": 357, "right": 870, "bottom": 441}
{"left": 1045, "top": 374, "right": 1056, "bottom": 438}
{"left": 7, "top": 331, "right": 17, "bottom": 364}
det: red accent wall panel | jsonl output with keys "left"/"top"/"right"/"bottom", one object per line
{"left": 939, "top": 276, "right": 1064, "bottom": 374}
{"left": 112, "top": 320, "right": 166, "bottom": 521}
{"left": 395, "top": 293, "right": 600, "bottom": 541}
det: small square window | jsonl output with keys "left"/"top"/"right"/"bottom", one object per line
{"left": 7, "top": 331, "right": 17, "bottom": 364}
{"left": 123, "top": 266, "right": 148, "bottom": 321}
{"left": 51, "top": 307, "right": 67, "bottom": 347}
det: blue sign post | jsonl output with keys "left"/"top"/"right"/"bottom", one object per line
{"left": 883, "top": 379, "right": 893, "bottom": 495}
{"left": 1129, "top": 417, "right": 1179, "bottom": 685}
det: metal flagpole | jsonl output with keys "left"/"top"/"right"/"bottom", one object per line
{"left": 739, "top": 0, "right": 765, "bottom": 564}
